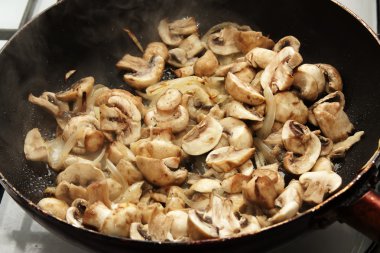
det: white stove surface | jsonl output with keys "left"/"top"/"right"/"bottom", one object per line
{"left": 0, "top": 0, "right": 378, "bottom": 252}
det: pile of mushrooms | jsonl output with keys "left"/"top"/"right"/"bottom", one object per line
{"left": 25, "top": 17, "right": 364, "bottom": 242}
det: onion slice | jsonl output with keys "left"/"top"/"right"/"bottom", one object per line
{"left": 256, "top": 85, "right": 275, "bottom": 139}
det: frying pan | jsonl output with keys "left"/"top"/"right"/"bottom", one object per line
{"left": 0, "top": 0, "right": 379, "bottom": 252}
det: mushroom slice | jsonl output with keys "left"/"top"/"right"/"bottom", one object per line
{"left": 83, "top": 201, "right": 112, "bottom": 230}
{"left": 316, "top": 64, "right": 343, "bottom": 93}
{"left": 179, "top": 34, "right": 204, "bottom": 58}
{"left": 269, "top": 180, "right": 303, "bottom": 224}
{"left": 312, "top": 157, "right": 333, "bottom": 172}
{"left": 168, "top": 48, "right": 191, "bottom": 68}
{"left": 234, "top": 30, "right": 275, "bottom": 53}
{"left": 38, "top": 197, "right": 69, "bottom": 220}
{"left": 225, "top": 72, "right": 265, "bottom": 106}
{"left": 329, "top": 131, "right": 364, "bottom": 159}
{"left": 283, "top": 125, "right": 321, "bottom": 175}
{"left": 190, "top": 178, "right": 221, "bottom": 193}
{"left": 130, "top": 223, "right": 151, "bottom": 241}
{"left": 169, "top": 17, "right": 198, "bottom": 35}
{"left": 188, "top": 209, "right": 219, "bottom": 240}
{"left": 274, "top": 92, "right": 308, "bottom": 124}
{"left": 318, "top": 135, "right": 333, "bottom": 156}
{"left": 293, "top": 64, "right": 325, "bottom": 101}
{"left": 194, "top": 50, "right": 219, "bottom": 77}
{"left": 245, "top": 47, "right": 276, "bottom": 69}
{"left": 224, "top": 100, "right": 264, "bottom": 121}
{"left": 261, "top": 46, "right": 303, "bottom": 93}
{"left": 206, "top": 146, "right": 255, "bottom": 173}
{"left": 273, "top": 36, "right": 301, "bottom": 52}
{"left": 143, "top": 42, "right": 169, "bottom": 61}
{"left": 28, "top": 92, "right": 69, "bottom": 117}
{"left": 158, "top": 19, "right": 183, "bottom": 46}
{"left": 55, "top": 181, "right": 88, "bottom": 204}
{"left": 299, "top": 171, "right": 342, "bottom": 204}
{"left": 66, "top": 206, "right": 83, "bottom": 228}
{"left": 108, "top": 141, "right": 136, "bottom": 165}
{"left": 130, "top": 135, "right": 182, "bottom": 160}
{"left": 222, "top": 174, "right": 251, "bottom": 193}
{"left": 310, "top": 91, "right": 354, "bottom": 142}
{"left": 135, "top": 156, "right": 188, "bottom": 187}
{"left": 220, "top": 117, "right": 254, "bottom": 149}
{"left": 24, "top": 128, "right": 48, "bottom": 162}
{"left": 122, "top": 55, "right": 165, "bottom": 90}
{"left": 57, "top": 163, "right": 105, "bottom": 187}
{"left": 207, "top": 26, "right": 241, "bottom": 55}
{"left": 182, "top": 116, "right": 223, "bottom": 156}
{"left": 282, "top": 120, "right": 312, "bottom": 155}
{"left": 166, "top": 210, "right": 189, "bottom": 240}
{"left": 243, "top": 175, "right": 278, "bottom": 209}
{"left": 174, "top": 66, "right": 194, "bottom": 78}
{"left": 214, "top": 61, "right": 249, "bottom": 77}
{"left": 56, "top": 76, "right": 94, "bottom": 104}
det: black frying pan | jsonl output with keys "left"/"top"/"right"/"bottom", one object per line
{"left": 0, "top": 0, "right": 379, "bottom": 252}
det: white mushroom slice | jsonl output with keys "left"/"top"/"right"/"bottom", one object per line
{"left": 329, "top": 131, "right": 364, "bottom": 159}
{"left": 269, "top": 180, "right": 303, "bottom": 224}
{"left": 38, "top": 197, "right": 69, "bottom": 220}
{"left": 55, "top": 181, "right": 88, "bottom": 204}
{"left": 130, "top": 223, "right": 151, "bottom": 241}
{"left": 188, "top": 209, "right": 219, "bottom": 240}
{"left": 28, "top": 92, "right": 69, "bottom": 117}
{"left": 245, "top": 47, "right": 276, "bottom": 69}
{"left": 261, "top": 46, "right": 303, "bottom": 93}
{"left": 234, "top": 30, "right": 274, "bottom": 53}
{"left": 238, "top": 159, "right": 254, "bottom": 176}
{"left": 274, "top": 92, "right": 308, "bottom": 124}
{"left": 130, "top": 136, "right": 182, "bottom": 160}
{"left": 190, "top": 178, "right": 221, "bottom": 193}
{"left": 182, "top": 116, "right": 223, "bottom": 156}
{"left": 57, "top": 163, "right": 105, "bottom": 187}
{"left": 194, "top": 50, "right": 219, "bottom": 77}
{"left": 122, "top": 55, "right": 165, "bottom": 90}
{"left": 179, "top": 34, "right": 204, "bottom": 58}
{"left": 135, "top": 156, "right": 188, "bottom": 187}
{"left": 207, "top": 26, "right": 241, "bottom": 55}
{"left": 243, "top": 175, "right": 278, "bottom": 209}
{"left": 108, "top": 141, "right": 136, "bottom": 165}
{"left": 174, "top": 65, "right": 194, "bottom": 78}
{"left": 168, "top": 48, "right": 192, "bottom": 67}
{"left": 214, "top": 61, "right": 249, "bottom": 77}
{"left": 283, "top": 125, "right": 321, "bottom": 175}
{"left": 220, "top": 117, "right": 254, "bottom": 149}
{"left": 66, "top": 206, "right": 83, "bottom": 228}
{"left": 108, "top": 95, "right": 141, "bottom": 121}
{"left": 206, "top": 146, "right": 255, "bottom": 173}
{"left": 316, "top": 64, "right": 343, "bottom": 93}
{"left": 282, "top": 120, "right": 312, "bottom": 155}
{"left": 310, "top": 91, "right": 354, "bottom": 142}
{"left": 222, "top": 174, "right": 251, "bottom": 193}
{"left": 166, "top": 210, "right": 189, "bottom": 240}
{"left": 169, "top": 17, "right": 198, "bottom": 35}
{"left": 312, "top": 157, "right": 333, "bottom": 172}
{"left": 87, "top": 180, "right": 112, "bottom": 208}
{"left": 293, "top": 64, "right": 325, "bottom": 101}
{"left": 225, "top": 72, "right": 265, "bottom": 106}
{"left": 252, "top": 168, "right": 285, "bottom": 194}
{"left": 24, "top": 128, "right": 48, "bottom": 162}
{"left": 234, "top": 67, "right": 256, "bottom": 83}
{"left": 56, "top": 76, "right": 94, "bottom": 108}
{"left": 318, "top": 135, "right": 333, "bottom": 156}
{"left": 224, "top": 100, "right": 263, "bottom": 121}
{"left": 101, "top": 203, "right": 141, "bottom": 237}
{"left": 273, "top": 36, "right": 301, "bottom": 52}
{"left": 83, "top": 201, "right": 112, "bottom": 229}
{"left": 299, "top": 171, "right": 342, "bottom": 204}
{"left": 158, "top": 19, "right": 183, "bottom": 46}
{"left": 143, "top": 42, "right": 169, "bottom": 61}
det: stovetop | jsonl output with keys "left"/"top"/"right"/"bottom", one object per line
{"left": 0, "top": 0, "right": 379, "bottom": 252}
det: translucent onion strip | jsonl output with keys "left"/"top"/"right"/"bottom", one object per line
{"left": 253, "top": 137, "right": 278, "bottom": 164}
{"left": 106, "top": 159, "right": 128, "bottom": 191}
{"left": 256, "top": 85, "right": 276, "bottom": 139}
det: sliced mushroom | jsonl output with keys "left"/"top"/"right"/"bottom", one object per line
{"left": 179, "top": 34, "right": 204, "bottom": 58}
{"left": 182, "top": 115, "right": 223, "bottom": 156}
{"left": 135, "top": 156, "right": 188, "bottom": 187}
{"left": 234, "top": 66, "right": 256, "bottom": 83}
{"left": 24, "top": 128, "right": 48, "bottom": 162}
{"left": 38, "top": 197, "right": 69, "bottom": 220}
{"left": 293, "top": 64, "right": 325, "bottom": 101}
{"left": 28, "top": 92, "right": 69, "bottom": 117}
{"left": 222, "top": 173, "right": 251, "bottom": 193}
{"left": 299, "top": 171, "right": 342, "bottom": 204}
{"left": 309, "top": 91, "right": 354, "bottom": 142}
{"left": 311, "top": 157, "right": 333, "bottom": 172}
{"left": 283, "top": 122, "right": 321, "bottom": 175}
{"left": 243, "top": 175, "right": 278, "bottom": 209}
{"left": 168, "top": 48, "right": 194, "bottom": 68}
{"left": 224, "top": 100, "right": 264, "bottom": 121}
{"left": 274, "top": 91, "right": 308, "bottom": 124}
{"left": 169, "top": 17, "right": 198, "bottom": 35}
{"left": 260, "top": 46, "right": 303, "bottom": 93}
{"left": 190, "top": 178, "right": 221, "bottom": 193}
{"left": 56, "top": 76, "right": 94, "bottom": 111}
{"left": 187, "top": 209, "right": 219, "bottom": 240}
{"left": 174, "top": 65, "right": 194, "bottom": 78}
{"left": 57, "top": 163, "right": 105, "bottom": 187}
{"left": 273, "top": 36, "right": 301, "bottom": 52}
{"left": 207, "top": 26, "right": 241, "bottom": 55}
{"left": 55, "top": 181, "right": 88, "bottom": 204}
{"left": 225, "top": 72, "right": 265, "bottom": 106}
{"left": 166, "top": 210, "right": 189, "bottom": 240}
{"left": 234, "top": 30, "right": 275, "bottom": 53}
{"left": 245, "top": 47, "right": 276, "bottom": 69}
{"left": 108, "top": 141, "right": 136, "bottom": 165}
{"left": 316, "top": 64, "right": 343, "bottom": 93}
{"left": 194, "top": 50, "right": 219, "bottom": 77}
{"left": 269, "top": 180, "right": 303, "bottom": 223}
{"left": 214, "top": 61, "right": 249, "bottom": 77}
{"left": 130, "top": 223, "right": 151, "bottom": 241}
{"left": 329, "top": 131, "right": 364, "bottom": 159}
{"left": 87, "top": 180, "right": 112, "bottom": 208}
{"left": 317, "top": 135, "right": 333, "bottom": 156}
{"left": 220, "top": 117, "right": 254, "bottom": 149}
{"left": 143, "top": 42, "right": 169, "bottom": 61}
{"left": 282, "top": 120, "right": 312, "bottom": 154}
{"left": 83, "top": 201, "right": 112, "bottom": 230}
{"left": 66, "top": 206, "right": 83, "bottom": 228}
{"left": 158, "top": 19, "right": 183, "bottom": 46}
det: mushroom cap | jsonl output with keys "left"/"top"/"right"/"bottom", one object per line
{"left": 243, "top": 175, "right": 278, "bottom": 209}
{"left": 135, "top": 156, "right": 188, "bottom": 187}
{"left": 234, "top": 30, "right": 275, "bottom": 53}
{"left": 182, "top": 116, "right": 223, "bottom": 156}
{"left": 143, "top": 42, "right": 169, "bottom": 61}
{"left": 206, "top": 146, "right": 255, "bottom": 172}
{"left": 245, "top": 47, "right": 276, "bottom": 69}
{"left": 207, "top": 26, "right": 241, "bottom": 56}
{"left": 295, "top": 64, "right": 325, "bottom": 96}
{"left": 57, "top": 163, "right": 105, "bottom": 187}
{"left": 273, "top": 36, "right": 301, "bottom": 52}
{"left": 188, "top": 209, "right": 219, "bottom": 240}
{"left": 66, "top": 206, "right": 83, "bottom": 228}
{"left": 179, "top": 34, "right": 204, "bottom": 58}
{"left": 225, "top": 72, "right": 265, "bottom": 106}
{"left": 158, "top": 18, "right": 183, "bottom": 46}
{"left": 222, "top": 173, "right": 251, "bottom": 193}
{"left": 145, "top": 105, "right": 190, "bottom": 133}
{"left": 316, "top": 63, "right": 343, "bottom": 93}
{"left": 130, "top": 136, "right": 182, "bottom": 160}
{"left": 299, "top": 170, "right": 342, "bottom": 204}
{"left": 24, "top": 128, "right": 47, "bottom": 162}
{"left": 224, "top": 100, "right": 264, "bottom": 121}
{"left": 220, "top": 117, "right": 254, "bottom": 149}
{"left": 156, "top": 88, "right": 182, "bottom": 113}
{"left": 283, "top": 129, "right": 322, "bottom": 175}
{"left": 274, "top": 91, "right": 308, "bottom": 124}
{"left": 282, "top": 120, "right": 312, "bottom": 155}
{"left": 194, "top": 50, "right": 219, "bottom": 77}
{"left": 38, "top": 197, "right": 69, "bottom": 220}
